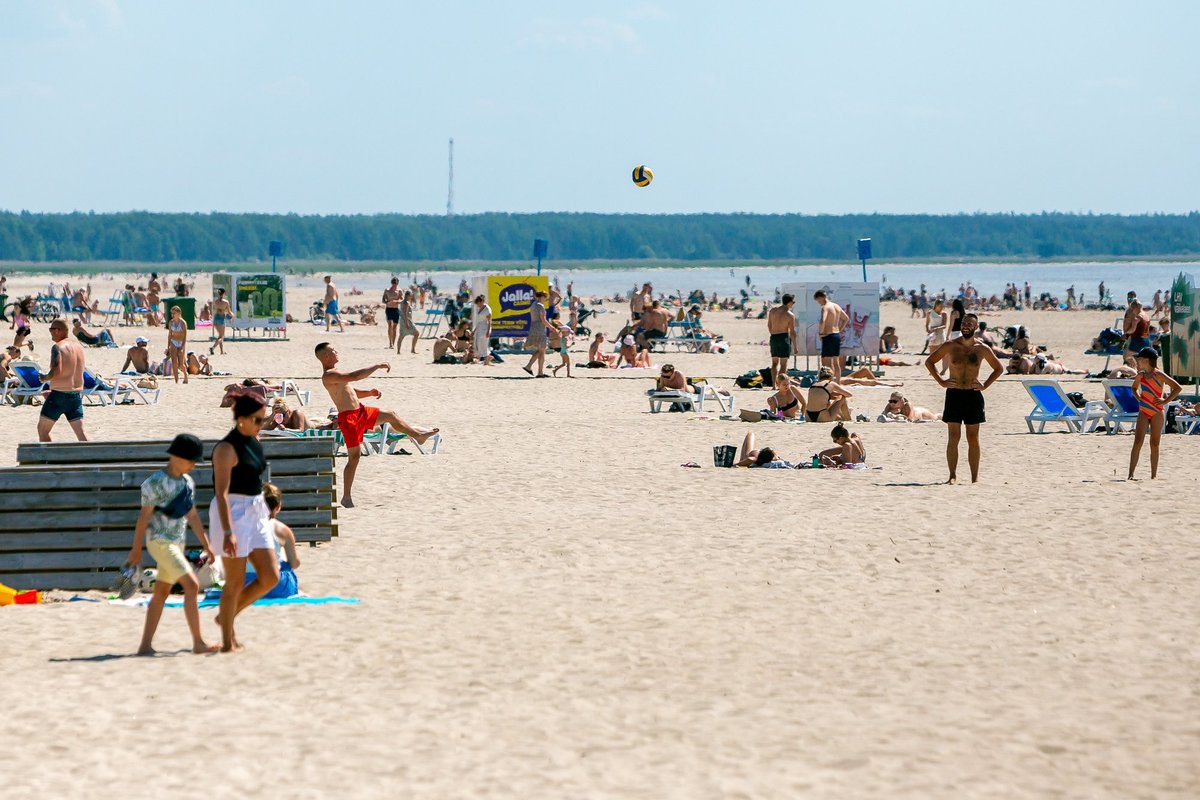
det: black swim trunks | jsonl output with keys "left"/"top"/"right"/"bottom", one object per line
{"left": 820, "top": 333, "right": 841, "bottom": 358}
{"left": 943, "top": 388, "right": 986, "bottom": 425}
{"left": 385, "top": 307, "right": 400, "bottom": 323}
{"left": 644, "top": 330, "right": 666, "bottom": 340}
{"left": 769, "top": 332, "right": 791, "bottom": 359}
{"left": 41, "top": 390, "right": 84, "bottom": 423}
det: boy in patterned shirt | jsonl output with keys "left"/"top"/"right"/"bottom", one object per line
{"left": 126, "top": 433, "right": 218, "bottom": 655}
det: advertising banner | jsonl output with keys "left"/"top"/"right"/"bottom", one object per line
{"left": 781, "top": 282, "right": 880, "bottom": 358}
{"left": 472, "top": 275, "right": 550, "bottom": 337}
{"left": 1169, "top": 273, "right": 1199, "bottom": 378}
{"left": 213, "top": 272, "right": 287, "bottom": 333}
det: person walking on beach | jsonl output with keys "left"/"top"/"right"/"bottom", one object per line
{"left": 925, "top": 314, "right": 1002, "bottom": 484}
{"left": 125, "top": 433, "right": 218, "bottom": 656}
{"left": 210, "top": 395, "right": 279, "bottom": 652}
{"left": 766, "top": 294, "right": 796, "bottom": 388}
{"left": 37, "top": 319, "right": 88, "bottom": 442}
{"left": 396, "top": 289, "right": 418, "bottom": 354}
{"left": 315, "top": 343, "right": 439, "bottom": 507}
{"left": 814, "top": 290, "right": 848, "bottom": 377}
{"left": 383, "top": 278, "right": 402, "bottom": 348}
{"left": 323, "top": 275, "right": 345, "bottom": 333}
{"left": 522, "top": 290, "right": 550, "bottom": 377}
{"left": 1127, "top": 347, "right": 1181, "bottom": 480}
{"left": 167, "top": 305, "right": 188, "bottom": 384}
{"left": 210, "top": 288, "right": 231, "bottom": 355}
{"left": 471, "top": 294, "right": 493, "bottom": 365}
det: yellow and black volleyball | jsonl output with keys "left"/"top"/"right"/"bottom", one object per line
{"left": 632, "top": 165, "right": 653, "bottom": 187}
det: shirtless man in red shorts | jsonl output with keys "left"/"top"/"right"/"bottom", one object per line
{"left": 315, "top": 342, "right": 439, "bottom": 508}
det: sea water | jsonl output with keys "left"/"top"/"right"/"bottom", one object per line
{"left": 291, "top": 260, "right": 1196, "bottom": 304}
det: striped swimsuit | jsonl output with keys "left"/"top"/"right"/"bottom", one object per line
{"left": 1137, "top": 370, "right": 1165, "bottom": 419}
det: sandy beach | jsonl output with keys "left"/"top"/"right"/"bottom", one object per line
{"left": 1, "top": 273, "right": 1197, "bottom": 798}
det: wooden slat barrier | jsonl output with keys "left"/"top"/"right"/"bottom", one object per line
{"left": 0, "top": 438, "right": 337, "bottom": 591}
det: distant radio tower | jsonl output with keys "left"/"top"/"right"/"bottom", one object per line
{"left": 446, "top": 138, "right": 454, "bottom": 216}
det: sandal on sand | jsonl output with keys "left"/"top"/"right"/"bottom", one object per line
{"left": 680, "top": 461, "right": 701, "bottom": 468}
{"left": 535, "top": 373, "right": 550, "bottom": 378}
{"left": 522, "top": 366, "right": 534, "bottom": 376}
{"left": 115, "top": 564, "right": 139, "bottom": 600}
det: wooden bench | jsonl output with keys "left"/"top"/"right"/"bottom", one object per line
{"left": 0, "top": 438, "right": 337, "bottom": 591}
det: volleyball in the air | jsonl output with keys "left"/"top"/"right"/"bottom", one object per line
{"left": 632, "top": 165, "right": 653, "bottom": 187}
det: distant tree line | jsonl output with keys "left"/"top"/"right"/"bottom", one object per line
{"left": 0, "top": 210, "right": 1198, "bottom": 263}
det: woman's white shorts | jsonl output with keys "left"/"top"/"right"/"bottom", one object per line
{"left": 208, "top": 494, "right": 274, "bottom": 558}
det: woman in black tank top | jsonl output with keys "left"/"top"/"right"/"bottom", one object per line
{"left": 210, "top": 394, "right": 280, "bottom": 652}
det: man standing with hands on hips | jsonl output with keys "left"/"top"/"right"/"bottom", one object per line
{"left": 924, "top": 313, "right": 1002, "bottom": 484}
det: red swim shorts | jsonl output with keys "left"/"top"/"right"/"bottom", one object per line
{"left": 337, "top": 404, "right": 380, "bottom": 449}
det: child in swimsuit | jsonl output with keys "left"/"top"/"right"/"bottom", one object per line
{"left": 1127, "top": 346, "right": 1181, "bottom": 480}
{"left": 167, "top": 306, "right": 189, "bottom": 384}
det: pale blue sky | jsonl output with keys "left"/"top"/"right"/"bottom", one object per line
{"left": 1, "top": 1, "right": 1196, "bottom": 215}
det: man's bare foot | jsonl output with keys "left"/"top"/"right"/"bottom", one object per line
{"left": 194, "top": 641, "right": 220, "bottom": 654}
{"left": 341, "top": 495, "right": 355, "bottom": 508}
{"left": 945, "top": 476, "right": 957, "bottom": 485}
{"left": 1127, "top": 475, "right": 1139, "bottom": 481}
{"left": 410, "top": 428, "right": 439, "bottom": 446}
{"left": 136, "top": 645, "right": 156, "bottom": 656}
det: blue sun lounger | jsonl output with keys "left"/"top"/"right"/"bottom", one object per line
{"left": 1022, "top": 379, "right": 1108, "bottom": 433}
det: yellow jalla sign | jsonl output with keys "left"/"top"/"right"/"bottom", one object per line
{"left": 486, "top": 276, "right": 550, "bottom": 337}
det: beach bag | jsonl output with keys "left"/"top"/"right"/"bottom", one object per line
{"left": 137, "top": 375, "right": 158, "bottom": 390}
{"left": 734, "top": 370, "right": 762, "bottom": 389}
{"left": 712, "top": 445, "right": 738, "bottom": 468}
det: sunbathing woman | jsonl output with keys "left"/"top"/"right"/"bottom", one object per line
{"left": 767, "top": 377, "right": 807, "bottom": 419}
{"left": 817, "top": 424, "right": 866, "bottom": 466}
{"left": 619, "top": 333, "right": 651, "bottom": 368}
{"left": 734, "top": 431, "right": 795, "bottom": 468}
{"left": 839, "top": 366, "right": 903, "bottom": 387}
{"left": 263, "top": 397, "right": 311, "bottom": 432}
{"left": 882, "top": 392, "right": 941, "bottom": 421}
{"left": 1128, "top": 347, "right": 1182, "bottom": 480}
{"left": 185, "top": 352, "right": 214, "bottom": 376}
{"left": 805, "top": 367, "right": 852, "bottom": 422}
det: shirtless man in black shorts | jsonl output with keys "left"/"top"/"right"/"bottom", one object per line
{"left": 924, "top": 313, "right": 1002, "bottom": 484}
{"left": 815, "top": 290, "right": 848, "bottom": 376}
{"left": 766, "top": 294, "right": 796, "bottom": 387}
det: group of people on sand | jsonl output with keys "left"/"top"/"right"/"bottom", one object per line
{"left": 125, "top": 402, "right": 303, "bottom": 656}
{"left": 731, "top": 425, "right": 866, "bottom": 469}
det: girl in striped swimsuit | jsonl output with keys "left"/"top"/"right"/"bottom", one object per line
{"left": 1128, "top": 347, "right": 1181, "bottom": 480}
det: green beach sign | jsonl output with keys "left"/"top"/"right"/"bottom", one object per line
{"left": 1169, "top": 273, "right": 1199, "bottom": 379}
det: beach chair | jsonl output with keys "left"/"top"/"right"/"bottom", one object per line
{"left": 4, "top": 361, "right": 48, "bottom": 405}
{"left": 648, "top": 389, "right": 700, "bottom": 413}
{"left": 1101, "top": 380, "right": 1140, "bottom": 434}
{"left": 368, "top": 423, "right": 441, "bottom": 455}
{"left": 267, "top": 380, "right": 311, "bottom": 406}
{"left": 1021, "top": 379, "right": 1108, "bottom": 433}
{"left": 81, "top": 368, "right": 125, "bottom": 406}
{"left": 84, "top": 368, "right": 162, "bottom": 406}
{"left": 695, "top": 383, "right": 735, "bottom": 413}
